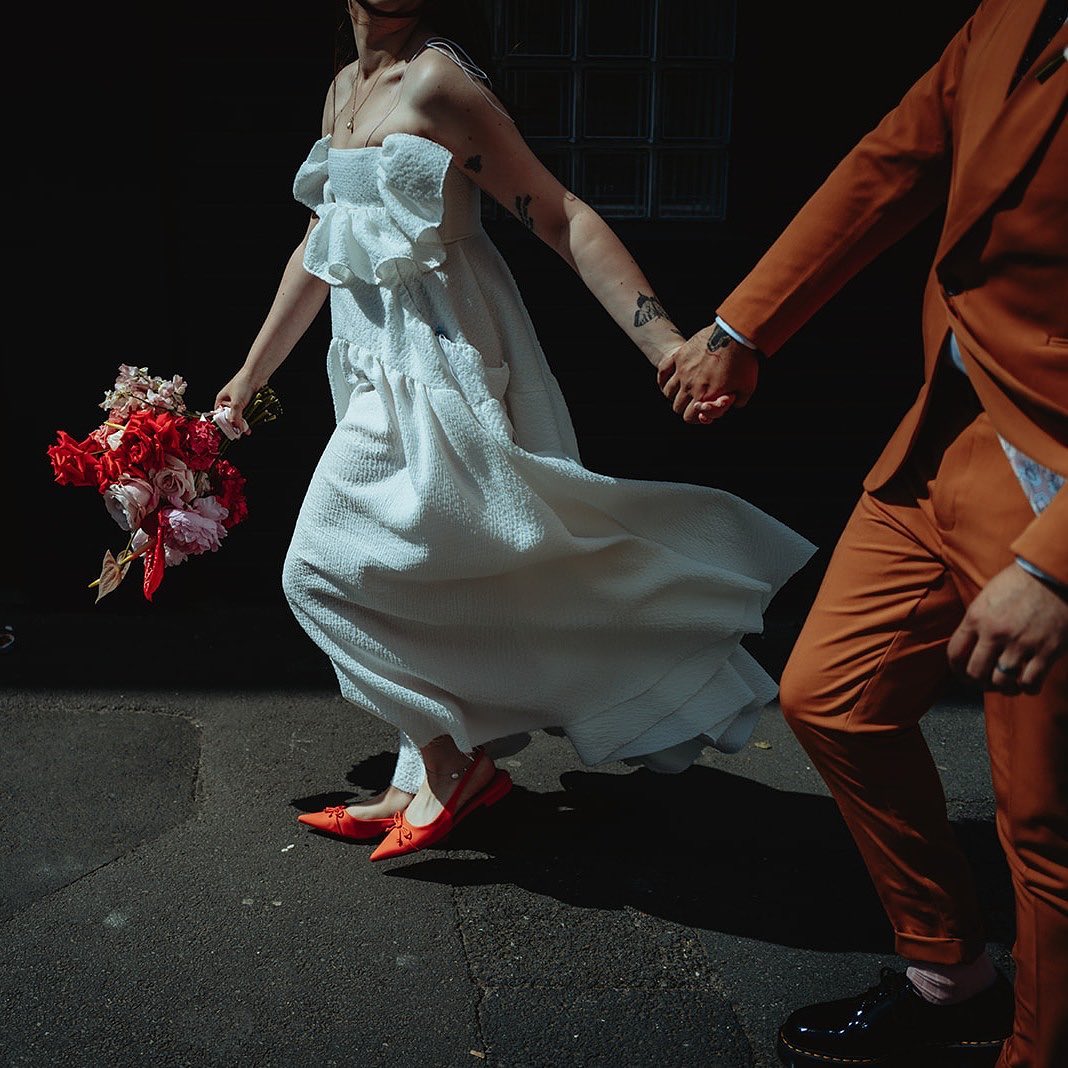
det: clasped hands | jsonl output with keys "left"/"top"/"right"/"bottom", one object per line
{"left": 656, "top": 322, "right": 761, "bottom": 425}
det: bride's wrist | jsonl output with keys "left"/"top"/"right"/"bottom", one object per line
{"left": 641, "top": 335, "right": 681, "bottom": 369}
{"left": 240, "top": 360, "right": 270, "bottom": 392}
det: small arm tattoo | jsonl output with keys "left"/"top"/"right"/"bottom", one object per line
{"left": 634, "top": 292, "right": 667, "bottom": 327}
{"left": 515, "top": 194, "right": 534, "bottom": 231}
{"left": 706, "top": 325, "right": 733, "bottom": 353}
{"left": 634, "top": 293, "right": 682, "bottom": 335}
{"left": 464, "top": 154, "right": 482, "bottom": 173}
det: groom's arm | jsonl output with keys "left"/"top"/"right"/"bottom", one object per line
{"left": 661, "top": 1, "right": 985, "bottom": 420}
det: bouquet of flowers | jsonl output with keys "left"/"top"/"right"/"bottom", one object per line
{"left": 46, "top": 364, "right": 281, "bottom": 602}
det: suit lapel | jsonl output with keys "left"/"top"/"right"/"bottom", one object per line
{"left": 937, "top": 10, "right": 1068, "bottom": 262}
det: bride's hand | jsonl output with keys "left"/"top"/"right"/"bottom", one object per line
{"left": 213, "top": 369, "right": 259, "bottom": 435}
{"left": 657, "top": 323, "right": 758, "bottom": 425}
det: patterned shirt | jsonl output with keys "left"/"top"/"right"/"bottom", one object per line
{"left": 947, "top": 333, "right": 1065, "bottom": 516}
{"left": 948, "top": 333, "right": 1065, "bottom": 591}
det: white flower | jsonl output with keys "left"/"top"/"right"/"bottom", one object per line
{"left": 104, "top": 478, "right": 159, "bottom": 532}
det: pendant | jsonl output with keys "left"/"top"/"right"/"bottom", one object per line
{"left": 346, "top": 118, "right": 354, "bottom": 133}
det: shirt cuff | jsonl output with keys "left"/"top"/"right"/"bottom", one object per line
{"left": 1015, "top": 556, "right": 1068, "bottom": 594}
{"left": 714, "top": 316, "right": 757, "bottom": 350}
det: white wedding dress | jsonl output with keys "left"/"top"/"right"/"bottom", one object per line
{"left": 282, "top": 45, "right": 816, "bottom": 789}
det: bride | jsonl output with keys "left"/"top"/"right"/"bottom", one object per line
{"left": 214, "top": 0, "right": 814, "bottom": 862}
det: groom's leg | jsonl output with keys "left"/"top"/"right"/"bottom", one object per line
{"left": 985, "top": 663, "right": 1068, "bottom": 1068}
{"left": 778, "top": 484, "right": 986, "bottom": 963}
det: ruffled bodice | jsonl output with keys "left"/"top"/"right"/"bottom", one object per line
{"left": 293, "top": 132, "right": 482, "bottom": 288}
{"left": 291, "top": 128, "right": 584, "bottom": 462}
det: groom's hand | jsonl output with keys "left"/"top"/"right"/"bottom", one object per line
{"left": 657, "top": 322, "right": 761, "bottom": 425}
{"left": 947, "top": 563, "right": 1068, "bottom": 696}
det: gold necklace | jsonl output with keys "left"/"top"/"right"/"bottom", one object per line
{"left": 344, "top": 27, "right": 423, "bottom": 138}
{"left": 346, "top": 60, "right": 391, "bottom": 134}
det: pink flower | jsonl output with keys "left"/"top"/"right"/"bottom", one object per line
{"left": 100, "top": 366, "right": 189, "bottom": 418}
{"left": 152, "top": 455, "right": 197, "bottom": 508}
{"left": 146, "top": 375, "right": 188, "bottom": 414}
{"left": 165, "top": 545, "right": 189, "bottom": 566}
{"left": 133, "top": 526, "right": 188, "bottom": 567}
{"left": 191, "top": 495, "right": 229, "bottom": 524}
{"left": 104, "top": 477, "right": 159, "bottom": 532}
{"left": 100, "top": 365, "right": 152, "bottom": 419}
{"left": 162, "top": 506, "right": 227, "bottom": 556}
{"left": 86, "top": 426, "right": 110, "bottom": 449}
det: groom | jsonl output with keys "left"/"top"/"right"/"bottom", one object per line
{"left": 660, "top": 1, "right": 1068, "bottom": 1066}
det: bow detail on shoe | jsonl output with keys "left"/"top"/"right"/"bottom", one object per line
{"left": 323, "top": 805, "right": 347, "bottom": 825}
{"left": 391, "top": 810, "right": 414, "bottom": 848}
{"left": 369, "top": 766, "right": 513, "bottom": 862}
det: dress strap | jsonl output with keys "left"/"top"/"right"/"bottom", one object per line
{"left": 360, "top": 34, "right": 513, "bottom": 148}
{"left": 413, "top": 37, "right": 513, "bottom": 122}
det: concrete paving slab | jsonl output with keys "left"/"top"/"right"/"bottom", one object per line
{"left": 1, "top": 697, "right": 199, "bottom": 921}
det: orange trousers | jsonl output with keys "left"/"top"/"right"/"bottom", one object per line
{"left": 779, "top": 369, "right": 1068, "bottom": 1068}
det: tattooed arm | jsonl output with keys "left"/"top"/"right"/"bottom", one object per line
{"left": 397, "top": 49, "right": 685, "bottom": 368}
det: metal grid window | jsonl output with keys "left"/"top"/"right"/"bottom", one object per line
{"left": 488, "top": 0, "right": 736, "bottom": 221}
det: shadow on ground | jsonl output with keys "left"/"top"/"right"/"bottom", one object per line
{"left": 293, "top": 751, "right": 1015, "bottom": 956}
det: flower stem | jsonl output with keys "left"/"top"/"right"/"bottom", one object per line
{"left": 86, "top": 542, "right": 149, "bottom": 589}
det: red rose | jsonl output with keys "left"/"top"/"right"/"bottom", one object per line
{"left": 179, "top": 418, "right": 221, "bottom": 471}
{"left": 107, "top": 410, "right": 183, "bottom": 475}
{"left": 109, "top": 412, "right": 157, "bottom": 474}
{"left": 146, "top": 411, "right": 183, "bottom": 457}
{"left": 212, "top": 459, "right": 248, "bottom": 528}
{"left": 47, "top": 430, "right": 103, "bottom": 487}
{"left": 96, "top": 449, "right": 128, "bottom": 488}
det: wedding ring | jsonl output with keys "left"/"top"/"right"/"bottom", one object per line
{"left": 995, "top": 662, "right": 1021, "bottom": 676}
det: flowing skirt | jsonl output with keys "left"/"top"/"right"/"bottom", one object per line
{"left": 282, "top": 333, "right": 815, "bottom": 776}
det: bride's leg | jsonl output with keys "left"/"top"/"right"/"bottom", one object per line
{"left": 404, "top": 735, "right": 496, "bottom": 828}
{"left": 345, "top": 731, "right": 421, "bottom": 819}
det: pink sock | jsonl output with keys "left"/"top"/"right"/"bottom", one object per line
{"left": 906, "top": 952, "right": 997, "bottom": 1005}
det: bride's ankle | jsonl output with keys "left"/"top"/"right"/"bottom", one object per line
{"left": 420, "top": 737, "right": 481, "bottom": 776}
{"left": 348, "top": 784, "right": 415, "bottom": 813}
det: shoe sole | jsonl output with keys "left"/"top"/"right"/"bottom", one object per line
{"left": 777, "top": 1032, "right": 1005, "bottom": 1067}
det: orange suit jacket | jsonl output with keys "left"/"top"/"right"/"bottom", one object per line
{"left": 717, "top": 0, "right": 1068, "bottom": 583}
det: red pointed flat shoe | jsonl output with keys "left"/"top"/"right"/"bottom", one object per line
{"left": 297, "top": 805, "right": 395, "bottom": 841}
{"left": 370, "top": 751, "right": 512, "bottom": 862}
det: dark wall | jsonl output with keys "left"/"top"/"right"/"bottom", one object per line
{"left": 9, "top": 2, "right": 978, "bottom": 651}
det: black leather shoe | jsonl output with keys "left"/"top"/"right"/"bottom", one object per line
{"left": 776, "top": 966, "right": 1013, "bottom": 1066}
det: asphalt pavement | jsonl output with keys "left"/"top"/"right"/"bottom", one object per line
{"left": 0, "top": 608, "right": 1014, "bottom": 1067}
